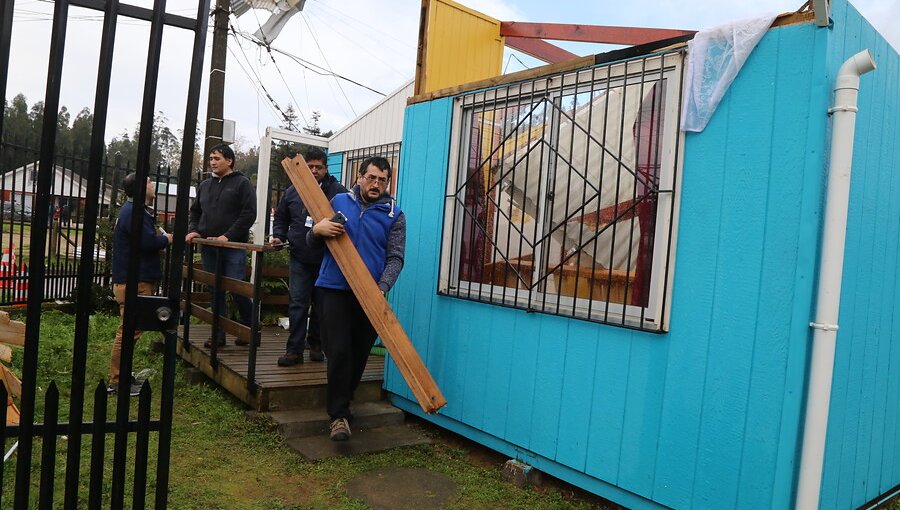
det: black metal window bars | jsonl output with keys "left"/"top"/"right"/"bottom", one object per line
{"left": 439, "top": 50, "right": 685, "bottom": 332}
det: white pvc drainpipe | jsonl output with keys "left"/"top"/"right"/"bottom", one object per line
{"left": 796, "top": 49, "right": 876, "bottom": 510}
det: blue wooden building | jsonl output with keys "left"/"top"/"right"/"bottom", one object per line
{"left": 382, "top": 1, "right": 899, "bottom": 508}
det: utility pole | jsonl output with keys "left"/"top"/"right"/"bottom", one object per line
{"left": 203, "top": 0, "right": 229, "bottom": 176}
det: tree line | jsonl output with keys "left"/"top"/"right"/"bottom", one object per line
{"left": 2, "top": 93, "right": 334, "bottom": 190}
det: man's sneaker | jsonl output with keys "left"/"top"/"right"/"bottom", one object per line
{"left": 129, "top": 378, "right": 145, "bottom": 397}
{"left": 203, "top": 335, "right": 226, "bottom": 349}
{"left": 106, "top": 384, "right": 117, "bottom": 395}
{"left": 329, "top": 418, "right": 350, "bottom": 441}
{"left": 308, "top": 346, "right": 325, "bottom": 362}
{"left": 277, "top": 352, "right": 303, "bottom": 367}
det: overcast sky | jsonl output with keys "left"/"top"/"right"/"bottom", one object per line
{"left": 6, "top": 0, "right": 899, "bottom": 149}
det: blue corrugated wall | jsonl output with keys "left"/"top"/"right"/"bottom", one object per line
{"left": 384, "top": 8, "right": 897, "bottom": 508}
{"left": 819, "top": 1, "right": 900, "bottom": 508}
{"left": 327, "top": 152, "right": 343, "bottom": 184}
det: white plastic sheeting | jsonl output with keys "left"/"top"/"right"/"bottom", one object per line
{"left": 681, "top": 14, "right": 777, "bottom": 132}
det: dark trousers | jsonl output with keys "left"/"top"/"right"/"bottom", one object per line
{"left": 285, "top": 259, "right": 321, "bottom": 355}
{"left": 200, "top": 246, "right": 253, "bottom": 335}
{"left": 318, "top": 288, "right": 377, "bottom": 420}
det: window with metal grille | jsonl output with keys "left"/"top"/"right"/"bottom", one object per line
{"left": 341, "top": 142, "right": 402, "bottom": 196}
{"left": 439, "top": 50, "right": 684, "bottom": 332}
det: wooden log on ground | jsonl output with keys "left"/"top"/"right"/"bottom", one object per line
{"left": 281, "top": 155, "right": 446, "bottom": 414}
{"left": 0, "top": 311, "right": 25, "bottom": 347}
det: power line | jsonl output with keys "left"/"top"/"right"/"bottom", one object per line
{"left": 299, "top": 13, "right": 355, "bottom": 116}
{"left": 226, "top": 35, "right": 298, "bottom": 130}
{"left": 229, "top": 21, "right": 309, "bottom": 128}
{"left": 230, "top": 27, "right": 385, "bottom": 96}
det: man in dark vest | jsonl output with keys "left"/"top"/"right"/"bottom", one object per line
{"left": 271, "top": 147, "right": 346, "bottom": 366}
{"left": 308, "top": 156, "right": 406, "bottom": 441}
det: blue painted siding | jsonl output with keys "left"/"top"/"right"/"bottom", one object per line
{"left": 819, "top": 1, "right": 900, "bottom": 508}
{"left": 326, "top": 152, "right": 343, "bottom": 184}
{"left": 384, "top": 10, "right": 896, "bottom": 508}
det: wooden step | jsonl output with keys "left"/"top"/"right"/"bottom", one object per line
{"left": 284, "top": 424, "right": 431, "bottom": 460}
{"left": 258, "top": 401, "right": 405, "bottom": 439}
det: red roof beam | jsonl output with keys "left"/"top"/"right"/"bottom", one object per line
{"left": 500, "top": 21, "right": 696, "bottom": 46}
{"left": 504, "top": 36, "right": 579, "bottom": 64}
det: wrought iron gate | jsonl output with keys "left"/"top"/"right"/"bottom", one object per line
{"left": 0, "top": 0, "right": 210, "bottom": 505}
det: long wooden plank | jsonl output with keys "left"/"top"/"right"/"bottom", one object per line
{"left": 281, "top": 155, "right": 446, "bottom": 414}
{"left": 0, "top": 311, "right": 25, "bottom": 347}
{"left": 499, "top": 21, "right": 695, "bottom": 45}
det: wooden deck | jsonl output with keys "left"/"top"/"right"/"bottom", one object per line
{"left": 177, "top": 324, "right": 385, "bottom": 412}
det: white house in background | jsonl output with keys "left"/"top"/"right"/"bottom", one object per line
{"left": 327, "top": 79, "right": 414, "bottom": 193}
{"left": 154, "top": 182, "right": 196, "bottom": 220}
{"left": 0, "top": 161, "right": 115, "bottom": 214}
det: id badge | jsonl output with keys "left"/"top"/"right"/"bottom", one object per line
{"left": 305, "top": 215, "right": 314, "bottom": 228}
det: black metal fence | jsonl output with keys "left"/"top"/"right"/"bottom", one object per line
{"left": 0, "top": 0, "right": 211, "bottom": 505}
{"left": 0, "top": 138, "right": 192, "bottom": 306}
{"left": 440, "top": 50, "right": 684, "bottom": 332}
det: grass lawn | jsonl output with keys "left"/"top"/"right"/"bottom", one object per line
{"left": 1, "top": 309, "right": 615, "bottom": 509}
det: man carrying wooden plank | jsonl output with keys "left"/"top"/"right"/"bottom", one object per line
{"left": 308, "top": 156, "right": 406, "bottom": 441}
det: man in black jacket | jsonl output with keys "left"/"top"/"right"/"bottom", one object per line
{"left": 108, "top": 172, "right": 172, "bottom": 395}
{"left": 186, "top": 144, "right": 257, "bottom": 347}
{"left": 271, "top": 147, "right": 346, "bottom": 366}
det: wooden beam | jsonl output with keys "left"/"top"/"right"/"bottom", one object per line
{"left": 504, "top": 36, "right": 578, "bottom": 63}
{"left": 409, "top": 54, "right": 596, "bottom": 105}
{"left": 414, "top": 0, "right": 431, "bottom": 96}
{"left": 182, "top": 302, "right": 252, "bottom": 343}
{"left": 0, "top": 363, "right": 22, "bottom": 399}
{"left": 281, "top": 155, "right": 446, "bottom": 414}
{"left": 500, "top": 21, "right": 695, "bottom": 45}
{"left": 183, "top": 266, "right": 255, "bottom": 298}
{"left": 0, "top": 311, "right": 25, "bottom": 347}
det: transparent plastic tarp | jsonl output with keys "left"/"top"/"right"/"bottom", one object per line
{"left": 681, "top": 14, "right": 777, "bottom": 132}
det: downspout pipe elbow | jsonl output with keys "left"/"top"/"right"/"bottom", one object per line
{"left": 835, "top": 50, "right": 876, "bottom": 90}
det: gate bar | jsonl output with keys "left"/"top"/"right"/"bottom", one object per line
{"left": 0, "top": 0, "right": 14, "bottom": 138}
{"left": 63, "top": 0, "right": 122, "bottom": 504}
{"left": 71, "top": 0, "right": 195, "bottom": 29}
{"left": 111, "top": 0, "right": 168, "bottom": 504}
{"left": 157, "top": 0, "right": 212, "bottom": 497}
{"left": 15, "top": 0, "right": 69, "bottom": 505}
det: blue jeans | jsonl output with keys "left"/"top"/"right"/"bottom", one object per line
{"left": 200, "top": 246, "right": 253, "bottom": 330}
{"left": 286, "top": 259, "right": 321, "bottom": 355}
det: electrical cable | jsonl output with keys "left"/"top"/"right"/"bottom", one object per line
{"left": 299, "top": 13, "right": 355, "bottom": 116}
{"left": 230, "top": 27, "right": 385, "bottom": 96}
{"left": 229, "top": 21, "right": 309, "bottom": 128}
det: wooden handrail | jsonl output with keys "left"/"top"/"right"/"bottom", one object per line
{"left": 189, "top": 237, "right": 279, "bottom": 253}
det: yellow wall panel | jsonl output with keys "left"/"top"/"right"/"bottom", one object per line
{"left": 418, "top": 0, "right": 503, "bottom": 94}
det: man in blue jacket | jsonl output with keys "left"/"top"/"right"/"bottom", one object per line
{"left": 271, "top": 148, "right": 346, "bottom": 366}
{"left": 186, "top": 144, "right": 257, "bottom": 348}
{"left": 309, "top": 156, "right": 406, "bottom": 441}
{"left": 108, "top": 172, "right": 172, "bottom": 395}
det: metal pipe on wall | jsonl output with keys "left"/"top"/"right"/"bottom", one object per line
{"left": 796, "top": 48, "right": 876, "bottom": 510}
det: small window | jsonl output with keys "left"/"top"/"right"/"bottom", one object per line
{"left": 438, "top": 51, "right": 684, "bottom": 332}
